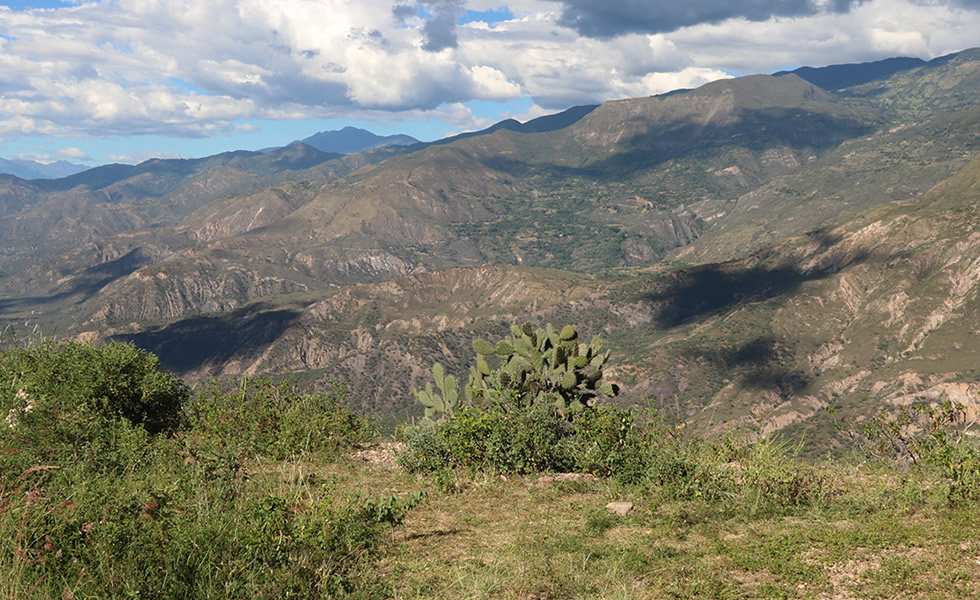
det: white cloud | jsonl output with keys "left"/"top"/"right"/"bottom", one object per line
{"left": 467, "top": 65, "right": 523, "bottom": 99}
{"left": 671, "top": 0, "right": 980, "bottom": 73}
{"left": 57, "top": 146, "right": 89, "bottom": 160}
{"left": 14, "top": 152, "right": 51, "bottom": 163}
{"left": 0, "top": 0, "right": 976, "bottom": 143}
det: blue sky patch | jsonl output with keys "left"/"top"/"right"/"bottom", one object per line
{"left": 167, "top": 78, "right": 209, "bottom": 95}
{"left": 460, "top": 7, "right": 515, "bottom": 25}
{"left": 1, "top": 1, "right": 70, "bottom": 10}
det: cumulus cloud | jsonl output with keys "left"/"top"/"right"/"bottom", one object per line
{"left": 0, "top": 0, "right": 529, "bottom": 138}
{"left": 420, "top": 0, "right": 466, "bottom": 51}
{"left": 457, "top": 16, "right": 720, "bottom": 107}
{"left": 57, "top": 146, "right": 90, "bottom": 160}
{"left": 0, "top": 0, "right": 976, "bottom": 144}
{"left": 672, "top": 0, "right": 980, "bottom": 74}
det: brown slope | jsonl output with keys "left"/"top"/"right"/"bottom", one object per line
{"left": 611, "top": 156, "right": 980, "bottom": 447}
{"left": 101, "top": 157, "right": 980, "bottom": 453}
{"left": 67, "top": 75, "right": 878, "bottom": 328}
{"left": 110, "top": 266, "right": 596, "bottom": 414}
{"left": 11, "top": 52, "right": 980, "bottom": 336}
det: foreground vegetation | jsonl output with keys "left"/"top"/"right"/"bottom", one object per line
{"left": 2, "top": 336, "right": 979, "bottom": 598}
{"left": 0, "top": 340, "right": 419, "bottom": 599}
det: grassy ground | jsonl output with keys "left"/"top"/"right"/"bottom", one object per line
{"left": 4, "top": 340, "right": 979, "bottom": 599}
{"left": 302, "top": 446, "right": 980, "bottom": 600}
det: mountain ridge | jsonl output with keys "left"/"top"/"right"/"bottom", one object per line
{"left": 296, "top": 126, "right": 420, "bottom": 154}
{"left": 0, "top": 157, "right": 88, "bottom": 180}
{"left": 1, "top": 48, "right": 978, "bottom": 448}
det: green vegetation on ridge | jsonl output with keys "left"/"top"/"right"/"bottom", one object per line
{"left": 3, "top": 338, "right": 980, "bottom": 598}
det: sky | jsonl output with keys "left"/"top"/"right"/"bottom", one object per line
{"left": 0, "top": 0, "right": 978, "bottom": 165}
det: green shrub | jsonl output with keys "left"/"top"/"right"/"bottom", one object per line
{"left": 399, "top": 402, "right": 653, "bottom": 477}
{"left": 402, "top": 322, "right": 638, "bottom": 477}
{"left": 0, "top": 340, "right": 188, "bottom": 472}
{"left": 571, "top": 406, "right": 647, "bottom": 482}
{"left": 184, "top": 377, "right": 371, "bottom": 460}
{"left": 0, "top": 339, "right": 188, "bottom": 434}
{"left": 0, "top": 456, "right": 422, "bottom": 599}
{"left": 440, "top": 403, "right": 576, "bottom": 474}
{"left": 396, "top": 424, "right": 449, "bottom": 473}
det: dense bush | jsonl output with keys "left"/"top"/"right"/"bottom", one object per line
{"left": 401, "top": 322, "right": 633, "bottom": 476}
{"left": 0, "top": 342, "right": 418, "bottom": 598}
{"left": 440, "top": 403, "right": 576, "bottom": 473}
{"left": 1, "top": 339, "right": 188, "bottom": 433}
{"left": 398, "top": 402, "right": 644, "bottom": 478}
{"left": 400, "top": 324, "right": 839, "bottom": 515}
{"left": 184, "top": 376, "right": 371, "bottom": 460}
{"left": 1, "top": 340, "right": 188, "bottom": 472}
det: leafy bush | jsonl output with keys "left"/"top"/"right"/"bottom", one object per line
{"left": 0, "top": 455, "right": 423, "bottom": 599}
{"left": 0, "top": 342, "right": 417, "bottom": 599}
{"left": 0, "top": 340, "right": 188, "bottom": 471}
{"left": 570, "top": 407, "right": 647, "bottom": 483}
{"left": 439, "top": 403, "right": 576, "bottom": 474}
{"left": 0, "top": 339, "right": 187, "bottom": 434}
{"left": 834, "top": 400, "right": 980, "bottom": 504}
{"left": 396, "top": 423, "right": 449, "bottom": 473}
{"left": 184, "top": 376, "right": 371, "bottom": 460}
{"left": 400, "top": 402, "right": 651, "bottom": 478}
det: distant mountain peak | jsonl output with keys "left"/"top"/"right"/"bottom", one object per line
{"left": 298, "top": 127, "right": 420, "bottom": 155}
{"left": 0, "top": 157, "right": 89, "bottom": 180}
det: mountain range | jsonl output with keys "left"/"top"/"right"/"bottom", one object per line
{"left": 0, "top": 157, "right": 88, "bottom": 180}
{"left": 2, "top": 48, "right": 979, "bottom": 450}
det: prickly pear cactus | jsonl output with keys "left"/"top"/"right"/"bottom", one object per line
{"left": 466, "top": 322, "right": 619, "bottom": 415}
{"left": 412, "top": 362, "right": 459, "bottom": 422}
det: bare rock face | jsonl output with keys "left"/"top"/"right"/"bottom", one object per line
{"left": 605, "top": 502, "right": 634, "bottom": 516}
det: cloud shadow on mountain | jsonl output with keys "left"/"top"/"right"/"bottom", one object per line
{"left": 644, "top": 232, "right": 867, "bottom": 328}
{"left": 482, "top": 108, "right": 875, "bottom": 181}
{"left": 112, "top": 302, "right": 305, "bottom": 373}
{"left": 693, "top": 335, "right": 812, "bottom": 394}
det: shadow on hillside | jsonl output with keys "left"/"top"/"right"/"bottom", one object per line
{"left": 0, "top": 290, "right": 76, "bottom": 313}
{"left": 694, "top": 336, "right": 812, "bottom": 394}
{"left": 0, "top": 277, "right": 119, "bottom": 314}
{"left": 112, "top": 302, "right": 305, "bottom": 373}
{"left": 482, "top": 108, "right": 874, "bottom": 180}
{"left": 646, "top": 232, "right": 866, "bottom": 328}
{"left": 0, "top": 247, "right": 163, "bottom": 315}
{"left": 83, "top": 247, "right": 158, "bottom": 278}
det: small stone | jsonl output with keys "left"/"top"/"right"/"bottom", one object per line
{"left": 605, "top": 501, "right": 634, "bottom": 516}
